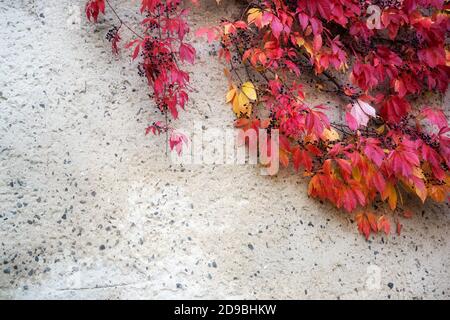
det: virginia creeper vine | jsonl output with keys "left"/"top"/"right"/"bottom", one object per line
{"left": 196, "top": 0, "right": 450, "bottom": 238}
{"left": 86, "top": 0, "right": 450, "bottom": 238}
{"left": 86, "top": 0, "right": 195, "bottom": 154}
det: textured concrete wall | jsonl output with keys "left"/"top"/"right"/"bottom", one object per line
{"left": 0, "top": 0, "right": 449, "bottom": 299}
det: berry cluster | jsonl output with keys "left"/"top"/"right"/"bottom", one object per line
{"left": 374, "top": 0, "right": 404, "bottom": 9}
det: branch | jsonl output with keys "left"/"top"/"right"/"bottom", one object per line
{"left": 105, "top": 0, "right": 144, "bottom": 39}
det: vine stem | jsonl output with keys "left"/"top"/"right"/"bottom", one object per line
{"left": 165, "top": 110, "right": 169, "bottom": 157}
{"left": 104, "top": 0, "right": 144, "bottom": 39}
{"left": 296, "top": 51, "right": 355, "bottom": 100}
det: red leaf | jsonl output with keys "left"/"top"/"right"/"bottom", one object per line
{"left": 298, "top": 12, "right": 309, "bottom": 30}
{"left": 363, "top": 138, "right": 385, "bottom": 167}
{"left": 350, "top": 21, "right": 374, "bottom": 41}
{"left": 396, "top": 221, "right": 402, "bottom": 235}
{"left": 337, "top": 158, "right": 352, "bottom": 177}
{"left": 140, "top": 0, "right": 161, "bottom": 13}
{"left": 306, "top": 144, "right": 322, "bottom": 156}
{"left": 85, "top": 0, "right": 105, "bottom": 23}
{"left": 271, "top": 17, "right": 283, "bottom": 39}
{"left": 279, "top": 149, "right": 290, "bottom": 168}
{"left": 345, "top": 112, "right": 358, "bottom": 131}
{"left": 379, "top": 96, "right": 411, "bottom": 123}
{"left": 195, "top": 27, "right": 218, "bottom": 43}
{"left": 179, "top": 43, "right": 196, "bottom": 64}
{"left": 421, "top": 143, "right": 445, "bottom": 180}
{"left": 372, "top": 171, "right": 386, "bottom": 194}
{"left": 293, "top": 148, "right": 313, "bottom": 172}
{"left": 342, "top": 187, "right": 357, "bottom": 212}
{"left": 419, "top": 107, "right": 448, "bottom": 129}
{"left": 305, "top": 107, "right": 330, "bottom": 137}
{"left": 417, "top": 46, "right": 446, "bottom": 68}
{"left": 313, "top": 34, "right": 322, "bottom": 52}
{"left": 387, "top": 139, "right": 420, "bottom": 178}
{"left": 111, "top": 32, "right": 121, "bottom": 55}
{"left": 381, "top": 8, "right": 408, "bottom": 39}
{"left": 130, "top": 42, "right": 141, "bottom": 60}
{"left": 169, "top": 130, "right": 189, "bottom": 155}
{"left": 350, "top": 61, "right": 379, "bottom": 91}
{"left": 349, "top": 100, "right": 376, "bottom": 128}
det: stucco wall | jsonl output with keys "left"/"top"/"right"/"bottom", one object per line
{"left": 0, "top": 0, "right": 448, "bottom": 299}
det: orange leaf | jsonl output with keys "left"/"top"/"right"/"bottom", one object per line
{"left": 356, "top": 212, "right": 371, "bottom": 240}
{"left": 428, "top": 185, "right": 446, "bottom": 202}
{"left": 279, "top": 149, "right": 289, "bottom": 168}
{"left": 377, "top": 215, "right": 390, "bottom": 235}
{"left": 234, "top": 118, "right": 250, "bottom": 128}
{"left": 382, "top": 182, "right": 397, "bottom": 210}
{"left": 226, "top": 87, "right": 237, "bottom": 103}
{"left": 413, "top": 177, "right": 427, "bottom": 203}
{"left": 308, "top": 175, "right": 320, "bottom": 196}
{"left": 260, "top": 118, "right": 271, "bottom": 129}
{"left": 366, "top": 212, "right": 378, "bottom": 232}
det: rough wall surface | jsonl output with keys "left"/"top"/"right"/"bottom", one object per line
{"left": 0, "top": 0, "right": 449, "bottom": 299}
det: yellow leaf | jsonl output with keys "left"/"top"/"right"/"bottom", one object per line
{"left": 388, "top": 188, "right": 397, "bottom": 210}
{"left": 413, "top": 167, "right": 425, "bottom": 179}
{"left": 321, "top": 128, "right": 340, "bottom": 141}
{"left": 224, "top": 23, "right": 234, "bottom": 35}
{"left": 232, "top": 93, "right": 241, "bottom": 115}
{"left": 238, "top": 90, "right": 250, "bottom": 106}
{"left": 246, "top": 104, "right": 252, "bottom": 117}
{"left": 352, "top": 166, "right": 361, "bottom": 182}
{"left": 339, "top": 62, "right": 349, "bottom": 72}
{"left": 303, "top": 42, "right": 314, "bottom": 57}
{"left": 296, "top": 36, "right": 305, "bottom": 47}
{"left": 226, "top": 88, "right": 236, "bottom": 103}
{"left": 233, "top": 91, "right": 252, "bottom": 117}
{"left": 247, "top": 8, "right": 262, "bottom": 24}
{"left": 241, "top": 81, "right": 257, "bottom": 100}
{"left": 376, "top": 125, "right": 385, "bottom": 134}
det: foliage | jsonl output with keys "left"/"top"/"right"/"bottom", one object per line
{"left": 85, "top": 0, "right": 193, "bottom": 153}
{"left": 196, "top": 0, "right": 450, "bottom": 238}
{"left": 86, "top": 0, "right": 449, "bottom": 238}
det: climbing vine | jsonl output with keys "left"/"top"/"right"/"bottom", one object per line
{"left": 196, "top": 0, "right": 450, "bottom": 238}
{"left": 86, "top": 0, "right": 450, "bottom": 238}
{"left": 86, "top": 0, "right": 194, "bottom": 153}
